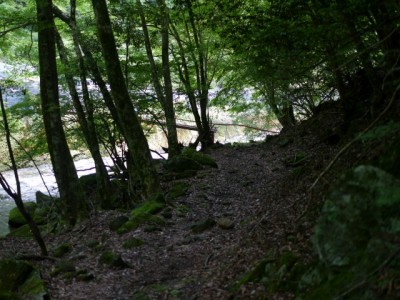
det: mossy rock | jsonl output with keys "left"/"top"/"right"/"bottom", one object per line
{"left": 76, "top": 269, "right": 95, "bottom": 282}
{"left": 162, "top": 169, "right": 198, "bottom": 181}
{"left": 78, "top": 173, "right": 98, "bottom": 189}
{"left": 164, "top": 156, "right": 202, "bottom": 173}
{"left": 7, "top": 224, "right": 33, "bottom": 238}
{"left": 131, "top": 200, "right": 165, "bottom": 219}
{"left": 51, "top": 260, "right": 76, "bottom": 276}
{"left": 182, "top": 148, "right": 218, "bottom": 168}
{"left": 0, "top": 259, "right": 48, "bottom": 299}
{"left": 99, "top": 251, "right": 128, "bottom": 269}
{"left": 109, "top": 215, "right": 129, "bottom": 232}
{"left": 52, "top": 243, "right": 72, "bottom": 258}
{"left": 166, "top": 183, "right": 189, "bottom": 202}
{"left": 191, "top": 218, "right": 216, "bottom": 233}
{"left": 7, "top": 224, "right": 51, "bottom": 238}
{"left": 123, "top": 237, "right": 145, "bottom": 249}
{"left": 8, "top": 202, "right": 37, "bottom": 228}
{"left": 35, "top": 191, "right": 53, "bottom": 207}
{"left": 117, "top": 219, "right": 140, "bottom": 234}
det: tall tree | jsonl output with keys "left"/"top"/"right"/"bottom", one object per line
{"left": 53, "top": 2, "right": 112, "bottom": 209}
{"left": 90, "top": 0, "right": 161, "bottom": 200}
{"left": 136, "top": 0, "right": 180, "bottom": 158}
{"left": 36, "top": 0, "right": 85, "bottom": 226}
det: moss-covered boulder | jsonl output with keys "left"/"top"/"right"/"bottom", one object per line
{"left": 99, "top": 251, "right": 129, "bottom": 269}
{"left": 109, "top": 215, "right": 129, "bottom": 232}
{"left": 117, "top": 197, "right": 166, "bottom": 234}
{"left": 8, "top": 202, "right": 37, "bottom": 228}
{"left": 191, "top": 218, "right": 216, "bottom": 233}
{"left": 181, "top": 148, "right": 218, "bottom": 168}
{"left": 51, "top": 260, "right": 76, "bottom": 277}
{"left": 166, "top": 182, "right": 189, "bottom": 202}
{"left": 164, "top": 156, "right": 202, "bottom": 173}
{"left": 0, "top": 259, "right": 48, "bottom": 299}
{"left": 52, "top": 243, "right": 72, "bottom": 258}
{"left": 123, "top": 237, "right": 145, "bottom": 249}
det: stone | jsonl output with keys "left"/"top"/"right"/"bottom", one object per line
{"left": 109, "top": 215, "right": 129, "bottom": 232}
{"left": 0, "top": 259, "right": 48, "bottom": 299}
{"left": 99, "top": 251, "right": 129, "bottom": 269}
{"left": 191, "top": 218, "right": 216, "bottom": 233}
{"left": 123, "top": 237, "right": 144, "bottom": 249}
{"left": 8, "top": 202, "right": 37, "bottom": 228}
{"left": 217, "top": 217, "right": 235, "bottom": 229}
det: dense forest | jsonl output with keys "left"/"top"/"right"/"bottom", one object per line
{"left": 0, "top": 0, "right": 399, "bottom": 299}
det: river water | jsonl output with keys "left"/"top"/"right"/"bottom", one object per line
{"left": 0, "top": 157, "right": 113, "bottom": 237}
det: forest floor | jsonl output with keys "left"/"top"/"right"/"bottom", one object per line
{"left": 0, "top": 105, "right": 359, "bottom": 299}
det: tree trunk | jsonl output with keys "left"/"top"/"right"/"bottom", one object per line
{"left": 36, "top": 0, "right": 85, "bottom": 226}
{"left": 0, "top": 86, "right": 48, "bottom": 256}
{"left": 55, "top": 30, "right": 111, "bottom": 209}
{"left": 136, "top": 0, "right": 180, "bottom": 158}
{"left": 91, "top": 0, "right": 161, "bottom": 200}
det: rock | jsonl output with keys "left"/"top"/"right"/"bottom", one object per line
{"left": 0, "top": 259, "right": 48, "bottom": 299}
{"left": 51, "top": 260, "right": 76, "bottom": 276}
{"left": 191, "top": 218, "right": 216, "bottom": 233}
{"left": 99, "top": 251, "right": 129, "bottom": 269}
{"left": 217, "top": 217, "right": 235, "bottom": 229}
{"left": 164, "top": 156, "right": 203, "bottom": 172}
{"left": 8, "top": 202, "right": 37, "bottom": 228}
{"left": 182, "top": 147, "right": 218, "bottom": 168}
{"left": 52, "top": 243, "right": 72, "bottom": 258}
{"left": 123, "top": 237, "right": 144, "bottom": 249}
{"left": 35, "top": 191, "right": 53, "bottom": 206}
{"left": 166, "top": 183, "right": 189, "bottom": 202}
{"left": 109, "top": 215, "right": 129, "bottom": 232}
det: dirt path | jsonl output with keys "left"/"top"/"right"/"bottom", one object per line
{"left": 0, "top": 127, "right": 339, "bottom": 299}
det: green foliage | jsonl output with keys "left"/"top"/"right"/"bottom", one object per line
{"left": 0, "top": 259, "right": 47, "bottom": 299}
{"left": 313, "top": 165, "right": 400, "bottom": 267}
{"left": 305, "top": 165, "right": 400, "bottom": 298}
{"left": 359, "top": 121, "right": 400, "bottom": 143}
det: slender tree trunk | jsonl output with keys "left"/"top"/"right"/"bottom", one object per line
{"left": 55, "top": 30, "right": 111, "bottom": 209}
{"left": 91, "top": 0, "right": 161, "bottom": 200}
{"left": 0, "top": 87, "right": 48, "bottom": 256}
{"left": 170, "top": 22, "right": 203, "bottom": 135}
{"left": 36, "top": 0, "right": 85, "bottom": 226}
{"left": 185, "top": 0, "right": 213, "bottom": 148}
{"left": 136, "top": 0, "right": 179, "bottom": 158}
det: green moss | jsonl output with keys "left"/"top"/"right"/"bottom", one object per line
{"left": 99, "top": 251, "right": 128, "bottom": 268}
{"left": 0, "top": 260, "right": 48, "bottom": 299}
{"left": 8, "top": 202, "right": 37, "bottom": 228}
{"left": 182, "top": 147, "right": 218, "bottom": 168}
{"left": 117, "top": 219, "right": 140, "bottom": 234}
{"left": 191, "top": 218, "right": 216, "bottom": 233}
{"left": 176, "top": 204, "right": 190, "bottom": 217}
{"left": 164, "top": 156, "right": 202, "bottom": 172}
{"left": 166, "top": 183, "right": 189, "bottom": 202}
{"left": 162, "top": 169, "right": 198, "bottom": 181}
{"left": 51, "top": 260, "right": 76, "bottom": 276}
{"left": 18, "top": 269, "right": 48, "bottom": 299}
{"left": 7, "top": 224, "right": 33, "bottom": 238}
{"left": 123, "top": 237, "right": 144, "bottom": 249}
{"left": 52, "top": 243, "right": 72, "bottom": 258}
{"left": 131, "top": 200, "right": 165, "bottom": 218}
{"left": 109, "top": 215, "right": 129, "bottom": 231}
